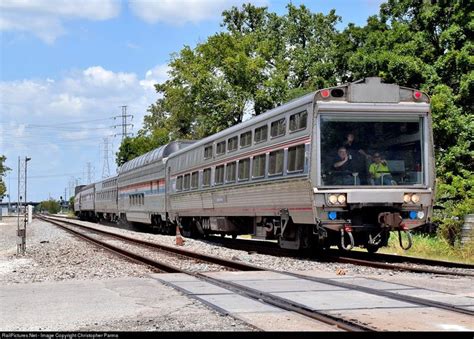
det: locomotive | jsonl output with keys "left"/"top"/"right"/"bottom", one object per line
{"left": 75, "top": 77, "right": 435, "bottom": 253}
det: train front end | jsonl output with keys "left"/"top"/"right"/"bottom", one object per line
{"left": 311, "top": 77, "right": 434, "bottom": 252}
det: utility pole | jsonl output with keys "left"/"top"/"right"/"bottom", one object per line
{"left": 102, "top": 137, "right": 110, "bottom": 178}
{"left": 17, "top": 156, "right": 30, "bottom": 255}
{"left": 113, "top": 105, "right": 133, "bottom": 141}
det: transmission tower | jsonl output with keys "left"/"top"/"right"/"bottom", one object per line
{"left": 113, "top": 105, "right": 133, "bottom": 141}
{"left": 102, "top": 137, "right": 111, "bottom": 178}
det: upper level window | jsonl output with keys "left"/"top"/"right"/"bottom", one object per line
{"left": 238, "top": 158, "right": 250, "bottom": 181}
{"left": 254, "top": 125, "right": 268, "bottom": 143}
{"left": 228, "top": 136, "right": 238, "bottom": 152}
{"left": 191, "top": 171, "right": 199, "bottom": 189}
{"left": 240, "top": 131, "right": 252, "bottom": 148}
{"left": 203, "top": 168, "right": 211, "bottom": 187}
{"left": 204, "top": 145, "right": 213, "bottom": 159}
{"left": 269, "top": 149, "right": 284, "bottom": 175}
{"left": 289, "top": 111, "right": 307, "bottom": 132}
{"left": 183, "top": 173, "right": 190, "bottom": 191}
{"left": 252, "top": 154, "right": 266, "bottom": 178}
{"left": 216, "top": 141, "right": 226, "bottom": 155}
{"left": 271, "top": 118, "right": 286, "bottom": 138}
{"left": 226, "top": 162, "right": 236, "bottom": 183}
{"left": 288, "top": 144, "right": 305, "bottom": 172}
{"left": 215, "top": 165, "right": 224, "bottom": 185}
{"left": 176, "top": 176, "right": 183, "bottom": 191}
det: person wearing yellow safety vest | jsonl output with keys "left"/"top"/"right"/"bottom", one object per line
{"left": 369, "top": 153, "right": 393, "bottom": 185}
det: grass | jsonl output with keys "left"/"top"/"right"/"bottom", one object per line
{"left": 378, "top": 233, "right": 474, "bottom": 264}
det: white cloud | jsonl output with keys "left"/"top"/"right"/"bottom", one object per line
{"left": 139, "top": 64, "right": 170, "bottom": 90}
{"left": 129, "top": 0, "right": 267, "bottom": 25}
{"left": 0, "top": 0, "right": 121, "bottom": 43}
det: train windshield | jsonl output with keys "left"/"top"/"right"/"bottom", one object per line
{"left": 319, "top": 115, "right": 424, "bottom": 187}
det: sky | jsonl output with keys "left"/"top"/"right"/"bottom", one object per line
{"left": 0, "top": 0, "right": 384, "bottom": 203}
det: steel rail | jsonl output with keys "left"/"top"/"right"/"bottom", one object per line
{"left": 39, "top": 216, "right": 371, "bottom": 332}
{"left": 41, "top": 215, "right": 261, "bottom": 272}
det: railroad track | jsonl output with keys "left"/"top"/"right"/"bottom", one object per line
{"left": 202, "top": 235, "right": 474, "bottom": 277}
{"left": 39, "top": 215, "right": 474, "bottom": 328}
{"left": 47, "top": 214, "right": 474, "bottom": 276}
{"left": 37, "top": 215, "right": 371, "bottom": 332}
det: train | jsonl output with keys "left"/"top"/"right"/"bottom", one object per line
{"left": 74, "top": 77, "right": 435, "bottom": 253}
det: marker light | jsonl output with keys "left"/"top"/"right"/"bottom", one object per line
{"left": 413, "top": 91, "right": 422, "bottom": 100}
{"left": 417, "top": 211, "right": 425, "bottom": 219}
{"left": 328, "top": 211, "right": 337, "bottom": 220}
{"left": 409, "top": 211, "right": 417, "bottom": 220}
{"left": 321, "top": 89, "right": 330, "bottom": 98}
{"left": 411, "top": 194, "right": 420, "bottom": 203}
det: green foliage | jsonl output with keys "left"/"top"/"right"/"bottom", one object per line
{"left": 381, "top": 232, "right": 473, "bottom": 264}
{"left": 0, "top": 155, "right": 11, "bottom": 201}
{"left": 38, "top": 199, "right": 60, "bottom": 214}
{"left": 69, "top": 196, "right": 74, "bottom": 210}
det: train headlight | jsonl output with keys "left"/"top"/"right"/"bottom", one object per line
{"left": 403, "top": 194, "right": 412, "bottom": 204}
{"left": 327, "top": 194, "right": 346, "bottom": 205}
{"left": 417, "top": 211, "right": 425, "bottom": 219}
{"left": 411, "top": 194, "right": 420, "bottom": 203}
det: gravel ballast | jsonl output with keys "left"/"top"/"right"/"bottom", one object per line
{"left": 1, "top": 215, "right": 473, "bottom": 332}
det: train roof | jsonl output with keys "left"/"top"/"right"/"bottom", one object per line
{"left": 118, "top": 140, "right": 196, "bottom": 174}
{"left": 167, "top": 91, "right": 316, "bottom": 159}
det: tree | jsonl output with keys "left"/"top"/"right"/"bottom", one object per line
{"left": 0, "top": 155, "right": 11, "bottom": 201}
{"left": 38, "top": 199, "right": 60, "bottom": 214}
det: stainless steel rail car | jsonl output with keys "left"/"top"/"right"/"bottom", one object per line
{"left": 116, "top": 141, "right": 194, "bottom": 232}
{"left": 74, "top": 183, "right": 96, "bottom": 220}
{"left": 167, "top": 77, "right": 435, "bottom": 252}
{"left": 94, "top": 175, "right": 118, "bottom": 221}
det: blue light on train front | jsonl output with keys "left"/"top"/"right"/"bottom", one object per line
{"left": 409, "top": 211, "right": 417, "bottom": 220}
{"left": 328, "top": 211, "right": 337, "bottom": 220}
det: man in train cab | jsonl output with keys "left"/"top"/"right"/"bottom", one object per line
{"left": 369, "top": 152, "right": 393, "bottom": 185}
{"left": 343, "top": 132, "right": 371, "bottom": 183}
{"left": 332, "top": 146, "right": 360, "bottom": 185}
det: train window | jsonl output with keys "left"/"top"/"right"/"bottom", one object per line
{"left": 271, "top": 118, "right": 286, "bottom": 138}
{"left": 289, "top": 111, "right": 307, "bottom": 132}
{"left": 254, "top": 125, "right": 268, "bottom": 143}
{"left": 269, "top": 149, "right": 284, "bottom": 175}
{"left": 238, "top": 158, "right": 250, "bottom": 181}
{"left": 176, "top": 176, "right": 183, "bottom": 191}
{"left": 215, "top": 165, "right": 224, "bottom": 185}
{"left": 240, "top": 131, "right": 252, "bottom": 148}
{"left": 191, "top": 171, "right": 199, "bottom": 189}
{"left": 204, "top": 145, "right": 213, "bottom": 159}
{"left": 183, "top": 174, "right": 190, "bottom": 191}
{"left": 226, "top": 162, "right": 236, "bottom": 183}
{"left": 288, "top": 144, "right": 305, "bottom": 172}
{"left": 216, "top": 141, "right": 226, "bottom": 155}
{"left": 252, "top": 154, "right": 266, "bottom": 178}
{"left": 228, "top": 136, "right": 238, "bottom": 152}
{"left": 203, "top": 168, "right": 211, "bottom": 187}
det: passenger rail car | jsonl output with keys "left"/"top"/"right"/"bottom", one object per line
{"left": 74, "top": 77, "right": 435, "bottom": 252}
{"left": 116, "top": 141, "right": 194, "bottom": 233}
{"left": 95, "top": 175, "right": 118, "bottom": 221}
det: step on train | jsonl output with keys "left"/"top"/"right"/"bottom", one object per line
{"left": 75, "top": 77, "right": 435, "bottom": 253}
